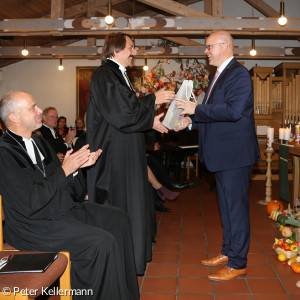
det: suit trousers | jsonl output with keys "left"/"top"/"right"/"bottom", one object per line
{"left": 215, "top": 165, "right": 253, "bottom": 269}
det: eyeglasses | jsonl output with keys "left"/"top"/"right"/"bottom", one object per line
{"left": 205, "top": 43, "right": 225, "bottom": 50}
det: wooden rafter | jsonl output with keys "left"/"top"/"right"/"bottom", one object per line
{"left": 204, "top": 0, "right": 222, "bottom": 17}
{"left": 136, "top": 0, "right": 210, "bottom": 17}
{"left": 51, "top": 0, "right": 65, "bottom": 18}
{"left": 244, "top": 0, "right": 280, "bottom": 18}
{"left": 0, "top": 16, "right": 299, "bottom": 37}
{"left": 0, "top": 45, "right": 299, "bottom": 60}
{"left": 161, "top": 37, "right": 203, "bottom": 46}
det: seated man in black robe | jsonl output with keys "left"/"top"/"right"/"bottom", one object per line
{"left": 0, "top": 91, "right": 139, "bottom": 300}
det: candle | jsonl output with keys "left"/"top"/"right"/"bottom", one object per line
{"left": 267, "top": 127, "right": 274, "bottom": 149}
{"left": 284, "top": 128, "right": 290, "bottom": 142}
{"left": 279, "top": 128, "right": 284, "bottom": 141}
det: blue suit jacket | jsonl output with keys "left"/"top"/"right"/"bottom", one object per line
{"left": 192, "top": 58, "right": 261, "bottom": 172}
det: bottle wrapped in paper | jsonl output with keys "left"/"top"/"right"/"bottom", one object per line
{"left": 162, "top": 80, "right": 195, "bottom": 130}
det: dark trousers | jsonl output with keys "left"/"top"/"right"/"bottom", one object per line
{"left": 215, "top": 165, "right": 253, "bottom": 269}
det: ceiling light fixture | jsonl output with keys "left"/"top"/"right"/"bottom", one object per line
{"left": 105, "top": 0, "right": 114, "bottom": 25}
{"left": 278, "top": 0, "right": 287, "bottom": 27}
{"left": 21, "top": 40, "right": 29, "bottom": 56}
{"left": 58, "top": 58, "right": 64, "bottom": 71}
{"left": 249, "top": 38, "right": 257, "bottom": 57}
{"left": 143, "top": 58, "right": 149, "bottom": 71}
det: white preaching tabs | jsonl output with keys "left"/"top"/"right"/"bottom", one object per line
{"left": 23, "top": 138, "right": 45, "bottom": 165}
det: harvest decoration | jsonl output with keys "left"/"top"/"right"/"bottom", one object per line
{"left": 136, "top": 59, "right": 209, "bottom": 100}
{"left": 273, "top": 237, "right": 298, "bottom": 259}
{"left": 291, "top": 261, "right": 300, "bottom": 273}
{"left": 266, "top": 200, "right": 284, "bottom": 215}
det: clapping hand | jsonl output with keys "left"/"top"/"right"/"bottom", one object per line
{"left": 62, "top": 145, "right": 102, "bottom": 176}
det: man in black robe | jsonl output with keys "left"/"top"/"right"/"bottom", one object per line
{"left": 0, "top": 91, "right": 139, "bottom": 300}
{"left": 86, "top": 32, "right": 176, "bottom": 275}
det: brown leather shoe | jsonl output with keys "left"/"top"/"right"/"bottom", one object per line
{"left": 208, "top": 266, "right": 246, "bottom": 281}
{"left": 201, "top": 254, "right": 228, "bottom": 266}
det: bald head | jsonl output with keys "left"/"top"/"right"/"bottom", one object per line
{"left": 0, "top": 91, "right": 28, "bottom": 126}
{"left": 0, "top": 91, "right": 43, "bottom": 138}
{"left": 205, "top": 31, "right": 234, "bottom": 67}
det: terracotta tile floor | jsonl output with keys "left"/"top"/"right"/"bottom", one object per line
{"left": 138, "top": 176, "right": 300, "bottom": 300}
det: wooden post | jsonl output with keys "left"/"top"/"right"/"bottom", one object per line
{"left": 258, "top": 148, "right": 275, "bottom": 205}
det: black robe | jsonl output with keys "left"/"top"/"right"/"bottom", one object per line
{"left": 0, "top": 132, "right": 139, "bottom": 300}
{"left": 39, "top": 124, "right": 69, "bottom": 154}
{"left": 86, "top": 59, "right": 156, "bottom": 275}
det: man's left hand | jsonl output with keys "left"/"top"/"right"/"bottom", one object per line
{"left": 153, "top": 113, "right": 168, "bottom": 134}
{"left": 81, "top": 149, "right": 102, "bottom": 168}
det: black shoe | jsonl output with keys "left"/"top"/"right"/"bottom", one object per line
{"left": 169, "top": 182, "right": 188, "bottom": 190}
{"left": 155, "top": 201, "right": 172, "bottom": 213}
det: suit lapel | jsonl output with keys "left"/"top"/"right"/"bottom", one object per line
{"left": 204, "top": 58, "right": 237, "bottom": 104}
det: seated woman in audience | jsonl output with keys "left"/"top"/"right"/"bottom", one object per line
{"left": 56, "top": 116, "right": 68, "bottom": 138}
{"left": 147, "top": 166, "right": 179, "bottom": 201}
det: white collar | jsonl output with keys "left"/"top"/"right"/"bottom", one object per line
{"left": 22, "top": 137, "right": 44, "bottom": 164}
{"left": 108, "top": 58, "right": 126, "bottom": 73}
{"left": 217, "top": 56, "right": 234, "bottom": 74}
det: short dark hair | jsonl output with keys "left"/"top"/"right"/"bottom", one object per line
{"left": 58, "top": 116, "right": 66, "bottom": 123}
{"left": 101, "top": 32, "right": 133, "bottom": 63}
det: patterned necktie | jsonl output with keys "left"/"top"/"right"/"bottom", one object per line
{"left": 124, "top": 71, "right": 135, "bottom": 91}
{"left": 205, "top": 70, "right": 220, "bottom": 104}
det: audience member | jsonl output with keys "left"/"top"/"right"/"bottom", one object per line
{"left": 39, "top": 107, "right": 76, "bottom": 162}
{"left": 56, "top": 116, "right": 68, "bottom": 138}
{"left": 0, "top": 91, "right": 139, "bottom": 300}
{"left": 75, "top": 117, "right": 85, "bottom": 137}
{"left": 147, "top": 166, "right": 179, "bottom": 201}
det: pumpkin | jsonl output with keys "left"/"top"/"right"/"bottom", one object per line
{"left": 291, "top": 262, "right": 300, "bottom": 273}
{"left": 266, "top": 200, "right": 284, "bottom": 215}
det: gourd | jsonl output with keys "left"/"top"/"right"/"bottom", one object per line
{"left": 288, "top": 256, "right": 298, "bottom": 266}
{"left": 291, "top": 262, "right": 300, "bottom": 273}
{"left": 266, "top": 200, "right": 284, "bottom": 215}
{"left": 280, "top": 226, "right": 293, "bottom": 238}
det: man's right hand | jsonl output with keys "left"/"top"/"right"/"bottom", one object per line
{"left": 154, "top": 88, "right": 176, "bottom": 105}
{"left": 62, "top": 145, "right": 90, "bottom": 177}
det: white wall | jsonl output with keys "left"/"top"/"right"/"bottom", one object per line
{"left": 0, "top": 59, "right": 101, "bottom": 126}
{"left": 0, "top": 0, "right": 299, "bottom": 125}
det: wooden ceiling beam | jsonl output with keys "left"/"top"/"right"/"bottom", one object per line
{"left": 0, "top": 45, "right": 299, "bottom": 60}
{"left": 133, "top": 0, "right": 200, "bottom": 16}
{"left": 161, "top": 37, "right": 203, "bottom": 46}
{"left": 87, "top": 0, "right": 97, "bottom": 47}
{"left": 51, "top": 0, "right": 65, "bottom": 18}
{"left": 244, "top": 0, "right": 280, "bottom": 18}
{"left": 204, "top": 0, "right": 222, "bottom": 17}
{"left": 0, "top": 16, "right": 299, "bottom": 36}
{"left": 136, "top": 0, "right": 210, "bottom": 17}
{"left": 88, "top": 0, "right": 96, "bottom": 18}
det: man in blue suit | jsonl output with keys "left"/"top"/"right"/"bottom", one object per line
{"left": 176, "top": 31, "right": 261, "bottom": 281}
